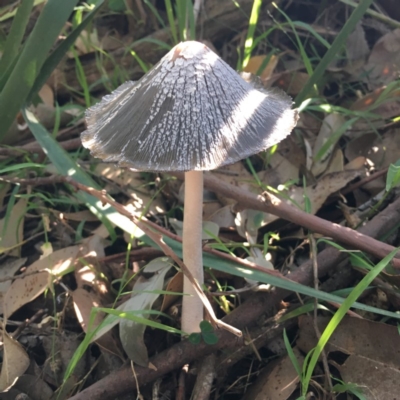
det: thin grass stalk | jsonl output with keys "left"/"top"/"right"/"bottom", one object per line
{"left": 295, "top": 0, "right": 375, "bottom": 106}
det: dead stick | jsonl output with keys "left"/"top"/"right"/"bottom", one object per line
{"left": 199, "top": 172, "right": 400, "bottom": 267}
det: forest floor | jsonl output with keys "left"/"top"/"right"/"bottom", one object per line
{"left": 1, "top": 0, "right": 400, "bottom": 399}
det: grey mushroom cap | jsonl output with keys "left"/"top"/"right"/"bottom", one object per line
{"left": 81, "top": 41, "right": 299, "bottom": 172}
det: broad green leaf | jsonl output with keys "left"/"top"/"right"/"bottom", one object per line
{"left": 0, "top": 0, "right": 34, "bottom": 75}
{"left": 0, "top": 0, "right": 80, "bottom": 137}
{"left": 27, "top": 0, "right": 105, "bottom": 102}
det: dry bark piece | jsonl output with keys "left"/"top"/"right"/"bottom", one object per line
{"left": 82, "top": 41, "right": 298, "bottom": 172}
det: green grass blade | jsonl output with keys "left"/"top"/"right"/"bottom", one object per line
{"left": 273, "top": 4, "right": 313, "bottom": 76}
{"left": 0, "top": 0, "right": 80, "bottom": 138}
{"left": 295, "top": 0, "right": 375, "bottom": 106}
{"left": 0, "top": 0, "right": 45, "bottom": 22}
{"left": 0, "top": 0, "right": 34, "bottom": 75}
{"left": 186, "top": 0, "right": 196, "bottom": 41}
{"left": 164, "top": 0, "right": 178, "bottom": 44}
{"left": 176, "top": 0, "right": 187, "bottom": 41}
{"left": 283, "top": 329, "right": 302, "bottom": 377}
{"left": 0, "top": 162, "right": 45, "bottom": 174}
{"left": 301, "top": 248, "right": 398, "bottom": 395}
{"left": 21, "top": 108, "right": 142, "bottom": 242}
{"left": 242, "top": 0, "right": 263, "bottom": 69}
{"left": 27, "top": 0, "right": 104, "bottom": 103}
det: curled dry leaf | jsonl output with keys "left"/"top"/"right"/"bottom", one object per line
{"left": 0, "top": 331, "right": 30, "bottom": 392}
{"left": 161, "top": 271, "right": 183, "bottom": 312}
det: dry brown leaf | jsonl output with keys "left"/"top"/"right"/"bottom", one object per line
{"left": 74, "top": 235, "right": 107, "bottom": 290}
{"left": 345, "top": 128, "right": 400, "bottom": 169}
{"left": 0, "top": 258, "right": 27, "bottom": 315}
{"left": 0, "top": 184, "right": 10, "bottom": 207}
{"left": 13, "top": 374, "right": 53, "bottom": 400}
{"left": 3, "top": 250, "right": 74, "bottom": 319}
{"left": 72, "top": 30, "right": 100, "bottom": 56}
{"left": 340, "top": 355, "right": 400, "bottom": 400}
{"left": 343, "top": 23, "right": 369, "bottom": 78}
{"left": 244, "top": 347, "right": 303, "bottom": 400}
{"left": 324, "top": 149, "right": 344, "bottom": 175}
{"left": 0, "top": 198, "right": 27, "bottom": 257}
{"left": 38, "top": 84, "right": 54, "bottom": 108}
{"left": 363, "top": 28, "right": 400, "bottom": 89}
{"left": 349, "top": 86, "right": 400, "bottom": 133}
{"left": 345, "top": 156, "right": 366, "bottom": 170}
{"left": 274, "top": 71, "right": 311, "bottom": 97}
{"left": 0, "top": 331, "right": 30, "bottom": 392}
{"left": 161, "top": 271, "right": 183, "bottom": 312}
{"left": 302, "top": 170, "right": 359, "bottom": 214}
{"left": 258, "top": 151, "right": 299, "bottom": 188}
{"left": 206, "top": 205, "right": 235, "bottom": 228}
{"left": 243, "top": 54, "right": 279, "bottom": 82}
{"left": 351, "top": 86, "right": 400, "bottom": 118}
{"left": 213, "top": 161, "right": 256, "bottom": 205}
{"left": 0, "top": 258, "right": 27, "bottom": 292}
{"left": 203, "top": 200, "right": 224, "bottom": 222}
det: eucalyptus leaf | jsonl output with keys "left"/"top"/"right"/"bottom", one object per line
{"left": 119, "top": 257, "right": 172, "bottom": 366}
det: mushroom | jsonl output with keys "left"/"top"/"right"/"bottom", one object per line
{"left": 81, "top": 41, "right": 298, "bottom": 334}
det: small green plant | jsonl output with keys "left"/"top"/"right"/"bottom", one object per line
{"left": 188, "top": 320, "right": 219, "bottom": 345}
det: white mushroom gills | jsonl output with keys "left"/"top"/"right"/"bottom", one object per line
{"left": 81, "top": 40, "right": 299, "bottom": 335}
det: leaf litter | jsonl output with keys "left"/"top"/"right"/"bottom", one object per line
{"left": 1, "top": 1, "right": 400, "bottom": 399}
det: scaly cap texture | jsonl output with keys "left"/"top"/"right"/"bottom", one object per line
{"left": 81, "top": 41, "right": 299, "bottom": 171}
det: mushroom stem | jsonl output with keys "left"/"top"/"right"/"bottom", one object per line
{"left": 182, "top": 170, "right": 204, "bottom": 334}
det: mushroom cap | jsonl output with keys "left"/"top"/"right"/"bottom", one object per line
{"left": 81, "top": 41, "right": 298, "bottom": 172}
